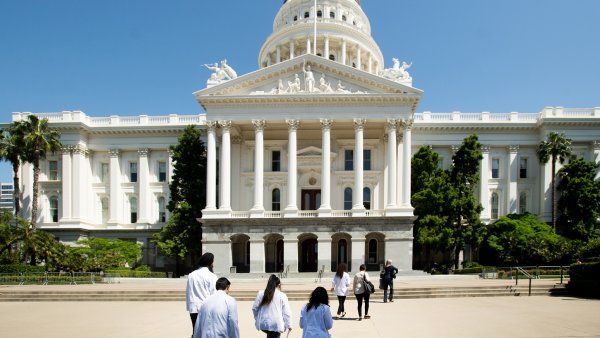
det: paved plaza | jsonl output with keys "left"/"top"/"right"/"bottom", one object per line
{"left": 1, "top": 296, "right": 599, "bottom": 337}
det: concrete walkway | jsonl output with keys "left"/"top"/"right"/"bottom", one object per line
{"left": 1, "top": 296, "right": 599, "bottom": 337}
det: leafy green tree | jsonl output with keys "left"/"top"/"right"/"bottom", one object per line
{"left": 484, "top": 213, "right": 568, "bottom": 265}
{"left": 153, "top": 125, "right": 206, "bottom": 276}
{"left": 557, "top": 159, "right": 600, "bottom": 240}
{"left": 0, "top": 122, "right": 27, "bottom": 216}
{"left": 537, "top": 132, "right": 573, "bottom": 231}
{"left": 22, "top": 115, "right": 61, "bottom": 228}
{"left": 68, "top": 238, "right": 142, "bottom": 271}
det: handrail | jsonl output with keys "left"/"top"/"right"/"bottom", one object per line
{"left": 515, "top": 267, "right": 534, "bottom": 296}
{"left": 315, "top": 265, "right": 325, "bottom": 283}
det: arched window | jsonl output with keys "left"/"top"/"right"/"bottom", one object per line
{"left": 49, "top": 196, "right": 59, "bottom": 223}
{"left": 293, "top": 15, "right": 298, "bottom": 21}
{"left": 491, "top": 193, "right": 499, "bottom": 220}
{"left": 519, "top": 192, "right": 527, "bottom": 214}
{"left": 317, "top": 10, "right": 322, "bottom": 18}
{"left": 344, "top": 188, "right": 352, "bottom": 210}
{"left": 130, "top": 197, "right": 138, "bottom": 223}
{"left": 158, "top": 197, "right": 166, "bottom": 223}
{"left": 329, "top": 54, "right": 336, "bottom": 61}
{"left": 342, "top": 15, "right": 347, "bottom": 21}
{"left": 329, "top": 12, "right": 335, "bottom": 19}
{"left": 272, "top": 188, "right": 281, "bottom": 211}
{"left": 368, "top": 239, "right": 378, "bottom": 264}
{"left": 101, "top": 198, "right": 109, "bottom": 224}
{"left": 363, "top": 187, "right": 371, "bottom": 210}
{"left": 304, "top": 12, "right": 310, "bottom": 18}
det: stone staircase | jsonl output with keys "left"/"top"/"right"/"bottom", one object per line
{"left": 0, "top": 284, "right": 567, "bottom": 302}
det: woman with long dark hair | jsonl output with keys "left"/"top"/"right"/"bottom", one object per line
{"left": 353, "top": 264, "right": 372, "bottom": 320}
{"left": 331, "top": 263, "right": 351, "bottom": 317}
{"left": 186, "top": 253, "right": 218, "bottom": 335}
{"left": 252, "top": 275, "right": 292, "bottom": 337}
{"left": 300, "top": 287, "right": 334, "bottom": 337}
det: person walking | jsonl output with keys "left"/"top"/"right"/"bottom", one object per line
{"left": 186, "top": 253, "right": 218, "bottom": 335}
{"left": 331, "top": 263, "right": 351, "bottom": 318}
{"left": 353, "top": 264, "right": 372, "bottom": 320}
{"left": 252, "top": 275, "right": 292, "bottom": 337}
{"left": 193, "top": 277, "right": 239, "bottom": 338}
{"left": 300, "top": 287, "right": 334, "bottom": 337}
{"left": 381, "top": 260, "right": 399, "bottom": 303}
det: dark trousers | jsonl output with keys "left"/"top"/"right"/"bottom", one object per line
{"left": 384, "top": 280, "right": 394, "bottom": 301}
{"left": 355, "top": 292, "right": 370, "bottom": 317}
{"left": 262, "top": 330, "right": 281, "bottom": 338}
{"left": 190, "top": 313, "right": 198, "bottom": 331}
{"left": 336, "top": 295, "right": 347, "bottom": 314}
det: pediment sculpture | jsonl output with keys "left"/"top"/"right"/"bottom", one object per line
{"left": 204, "top": 59, "right": 238, "bottom": 88}
{"left": 379, "top": 58, "right": 413, "bottom": 86}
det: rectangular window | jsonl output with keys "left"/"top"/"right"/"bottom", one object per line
{"left": 100, "top": 163, "right": 109, "bottom": 183}
{"left": 130, "top": 162, "right": 138, "bottom": 183}
{"left": 438, "top": 158, "right": 444, "bottom": 169}
{"left": 48, "top": 161, "right": 58, "bottom": 181}
{"left": 272, "top": 151, "right": 281, "bottom": 172}
{"left": 491, "top": 158, "right": 500, "bottom": 179}
{"left": 158, "top": 162, "right": 167, "bottom": 182}
{"left": 363, "top": 149, "right": 372, "bottom": 171}
{"left": 520, "top": 158, "right": 528, "bottom": 179}
{"left": 344, "top": 150, "right": 353, "bottom": 171}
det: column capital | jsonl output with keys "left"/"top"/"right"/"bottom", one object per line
{"left": 138, "top": 148, "right": 150, "bottom": 157}
{"left": 231, "top": 135, "right": 243, "bottom": 144}
{"left": 61, "top": 145, "right": 73, "bottom": 154}
{"left": 218, "top": 120, "right": 232, "bottom": 131}
{"left": 108, "top": 148, "right": 120, "bottom": 158}
{"left": 286, "top": 119, "right": 300, "bottom": 131}
{"left": 401, "top": 119, "right": 414, "bottom": 130}
{"left": 481, "top": 145, "right": 490, "bottom": 153}
{"left": 592, "top": 140, "right": 600, "bottom": 150}
{"left": 507, "top": 145, "right": 520, "bottom": 153}
{"left": 451, "top": 145, "right": 460, "bottom": 153}
{"left": 72, "top": 144, "right": 88, "bottom": 155}
{"left": 252, "top": 119, "right": 266, "bottom": 132}
{"left": 353, "top": 118, "right": 366, "bottom": 130}
{"left": 386, "top": 118, "right": 399, "bottom": 131}
{"left": 167, "top": 148, "right": 174, "bottom": 156}
{"left": 319, "top": 118, "right": 333, "bottom": 130}
{"left": 206, "top": 121, "right": 218, "bottom": 130}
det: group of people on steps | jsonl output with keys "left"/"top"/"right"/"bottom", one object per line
{"left": 186, "top": 252, "right": 399, "bottom": 337}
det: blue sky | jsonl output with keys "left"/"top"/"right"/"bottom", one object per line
{"left": 0, "top": 0, "right": 599, "bottom": 181}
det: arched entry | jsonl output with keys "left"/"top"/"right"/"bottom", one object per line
{"left": 298, "top": 234, "right": 318, "bottom": 272}
{"left": 231, "top": 234, "right": 250, "bottom": 273}
{"left": 365, "top": 232, "right": 386, "bottom": 271}
{"left": 331, "top": 233, "right": 352, "bottom": 272}
{"left": 265, "top": 234, "right": 284, "bottom": 273}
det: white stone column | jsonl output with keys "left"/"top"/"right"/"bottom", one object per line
{"left": 539, "top": 160, "right": 552, "bottom": 222}
{"left": 284, "top": 238, "right": 298, "bottom": 273}
{"left": 137, "top": 148, "right": 150, "bottom": 223}
{"left": 593, "top": 141, "right": 600, "bottom": 180}
{"left": 353, "top": 119, "right": 366, "bottom": 214}
{"left": 368, "top": 54, "right": 373, "bottom": 73}
{"left": 341, "top": 39, "right": 347, "bottom": 65}
{"left": 324, "top": 36, "right": 330, "bottom": 58}
{"left": 71, "top": 146, "right": 84, "bottom": 220}
{"left": 205, "top": 122, "right": 218, "bottom": 211}
{"left": 402, "top": 120, "right": 413, "bottom": 206}
{"left": 318, "top": 119, "right": 333, "bottom": 215}
{"left": 251, "top": 120, "right": 266, "bottom": 216}
{"left": 108, "top": 149, "right": 121, "bottom": 225}
{"left": 60, "top": 146, "right": 72, "bottom": 221}
{"left": 167, "top": 149, "right": 174, "bottom": 183}
{"left": 356, "top": 45, "right": 362, "bottom": 70}
{"left": 351, "top": 237, "right": 365, "bottom": 272}
{"left": 480, "top": 146, "right": 491, "bottom": 221}
{"left": 318, "top": 238, "right": 332, "bottom": 272}
{"left": 386, "top": 119, "right": 399, "bottom": 212}
{"left": 250, "top": 239, "right": 266, "bottom": 273}
{"left": 276, "top": 46, "right": 281, "bottom": 63}
{"left": 289, "top": 40, "right": 295, "bottom": 59}
{"left": 219, "top": 121, "right": 232, "bottom": 212}
{"left": 507, "top": 145, "right": 519, "bottom": 214}
{"left": 285, "top": 120, "right": 299, "bottom": 216}
{"left": 306, "top": 36, "right": 311, "bottom": 55}
{"left": 396, "top": 131, "right": 404, "bottom": 207}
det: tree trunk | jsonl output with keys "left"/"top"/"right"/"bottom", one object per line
{"left": 31, "top": 158, "right": 40, "bottom": 229}
{"left": 12, "top": 162, "right": 20, "bottom": 217}
{"left": 551, "top": 156, "right": 556, "bottom": 232}
{"left": 175, "top": 257, "right": 181, "bottom": 278}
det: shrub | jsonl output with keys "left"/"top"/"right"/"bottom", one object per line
{"left": 568, "top": 262, "right": 600, "bottom": 298}
{"left": 104, "top": 268, "right": 166, "bottom": 278}
{"left": 462, "top": 261, "right": 482, "bottom": 269}
{"left": 577, "top": 238, "right": 600, "bottom": 260}
{"left": 0, "top": 264, "right": 46, "bottom": 273}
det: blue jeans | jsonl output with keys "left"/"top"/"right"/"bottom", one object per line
{"left": 383, "top": 280, "right": 394, "bottom": 302}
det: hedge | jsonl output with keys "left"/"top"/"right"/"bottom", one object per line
{"left": 0, "top": 273, "right": 103, "bottom": 285}
{"left": 104, "top": 269, "right": 166, "bottom": 278}
{"left": 0, "top": 264, "right": 46, "bottom": 273}
{"left": 568, "top": 262, "right": 600, "bottom": 298}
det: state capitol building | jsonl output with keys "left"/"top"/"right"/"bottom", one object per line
{"left": 9, "top": 0, "right": 600, "bottom": 273}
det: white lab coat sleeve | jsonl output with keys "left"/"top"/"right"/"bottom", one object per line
{"left": 282, "top": 294, "right": 292, "bottom": 330}
{"left": 252, "top": 292, "right": 261, "bottom": 320}
{"left": 229, "top": 299, "right": 240, "bottom": 338}
{"left": 193, "top": 308, "right": 202, "bottom": 338}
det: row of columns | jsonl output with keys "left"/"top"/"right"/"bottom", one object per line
{"left": 204, "top": 119, "right": 414, "bottom": 216}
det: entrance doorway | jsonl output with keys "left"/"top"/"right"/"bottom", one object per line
{"left": 265, "top": 234, "right": 284, "bottom": 273}
{"left": 299, "top": 235, "right": 318, "bottom": 272}
{"left": 301, "top": 189, "right": 321, "bottom": 210}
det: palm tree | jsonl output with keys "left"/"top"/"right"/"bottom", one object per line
{"left": 0, "top": 121, "right": 27, "bottom": 217}
{"left": 22, "top": 115, "right": 61, "bottom": 229}
{"left": 537, "top": 132, "right": 572, "bottom": 231}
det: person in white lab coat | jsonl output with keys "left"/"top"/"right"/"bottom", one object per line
{"left": 300, "top": 287, "right": 334, "bottom": 338}
{"left": 252, "top": 274, "right": 292, "bottom": 338}
{"left": 331, "top": 263, "right": 351, "bottom": 318}
{"left": 193, "top": 277, "right": 239, "bottom": 338}
{"left": 186, "top": 253, "right": 218, "bottom": 335}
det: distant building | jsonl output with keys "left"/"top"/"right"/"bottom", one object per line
{"left": 0, "top": 182, "right": 15, "bottom": 212}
